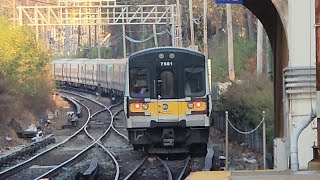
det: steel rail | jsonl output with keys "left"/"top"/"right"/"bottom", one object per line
{"left": 111, "top": 109, "right": 129, "bottom": 141}
{"left": 124, "top": 155, "right": 189, "bottom": 180}
{"left": 35, "top": 111, "right": 123, "bottom": 180}
{"left": 0, "top": 97, "right": 92, "bottom": 179}
{"left": 155, "top": 156, "right": 173, "bottom": 180}
{"left": 123, "top": 155, "right": 148, "bottom": 180}
{"left": 177, "top": 156, "right": 191, "bottom": 180}
{"left": 35, "top": 92, "right": 124, "bottom": 180}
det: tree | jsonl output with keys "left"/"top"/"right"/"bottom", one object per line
{"left": 0, "top": 17, "right": 52, "bottom": 96}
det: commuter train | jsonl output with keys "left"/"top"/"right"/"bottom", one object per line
{"left": 125, "top": 47, "right": 212, "bottom": 154}
{"left": 53, "top": 58, "right": 126, "bottom": 99}
{"left": 52, "top": 47, "right": 212, "bottom": 154}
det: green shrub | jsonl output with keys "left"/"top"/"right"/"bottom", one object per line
{"left": 218, "top": 75, "right": 274, "bottom": 149}
{"left": 212, "top": 38, "right": 256, "bottom": 81}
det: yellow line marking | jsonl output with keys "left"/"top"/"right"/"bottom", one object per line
{"left": 231, "top": 170, "right": 285, "bottom": 173}
{"left": 186, "top": 171, "right": 231, "bottom": 180}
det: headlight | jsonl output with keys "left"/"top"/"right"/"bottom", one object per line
{"left": 195, "top": 101, "right": 202, "bottom": 108}
{"left": 142, "top": 103, "right": 149, "bottom": 110}
{"left": 187, "top": 102, "right": 194, "bottom": 109}
{"left": 134, "top": 103, "right": 140, "bottom": 109}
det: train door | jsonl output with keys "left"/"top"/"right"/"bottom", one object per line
{"left": 62, "top": 64, "right": 64, "bottom": 81}
{"left": 77, "top": 64, "right": 79, "bottom": 82}
{"left": 92, "top": 64, "right": 95, "bottom": 85}
{"left": 97, "top": 65, "right": 101, "bottom": 85}
{"left": 80, "top": 64, "right": 84, "bottom": 84}
{"left": 69, "top": 64, "right": 71, "bottom": 82}
{"left": 156, "top": 63, "right": 179, "bottom": 122}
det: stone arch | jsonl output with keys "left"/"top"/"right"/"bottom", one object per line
{"left": 242, "top": 0, "right": 289, "bottom": 137}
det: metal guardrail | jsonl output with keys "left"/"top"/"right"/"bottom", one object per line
{"left": 59, "top": 93, "right": 82, "bottom": 118}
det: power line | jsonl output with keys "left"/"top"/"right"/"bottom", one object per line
{"left": 28, "top": 0, "right": 56, "bottom": 5}
{"left": 125, "top": 26, "right": 167, "bottom": 33}
{"left": 125, "top": 29, "right": 168, "bottom": 43}
{"left": 117, "top": 0, "right": 166, "bottom": 6}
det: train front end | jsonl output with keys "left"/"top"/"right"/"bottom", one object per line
{"left": 124, "top": 47, "right": 212, "bottom": 154}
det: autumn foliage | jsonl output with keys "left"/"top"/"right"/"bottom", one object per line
{"left": 0, "top": 17, "right": 53, "bottom": 96}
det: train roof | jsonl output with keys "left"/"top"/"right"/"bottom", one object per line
{"left": 53, "top": 58, "right": 127, "bottom": 65}
{"left": 128, "top": 47, "right": 204, "bottom": 60}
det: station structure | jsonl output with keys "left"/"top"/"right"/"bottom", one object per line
{"left": 13, "top": 0, "right": 320, "bottom": 171}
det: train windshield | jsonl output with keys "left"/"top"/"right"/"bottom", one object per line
{"left": 184, "top": 67, "right": 205, "bottom": 97}
{"left": 159, "top": 70, "right": 176, "bottom": 99}
{"left": 129, "top": 68, "right": 150, "bottom": 98}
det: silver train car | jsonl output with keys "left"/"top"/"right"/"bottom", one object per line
{"left": 53, "top": 47, "right": 212, "bottom": 154}
{"left": 53, "top": 58, "right": 126, "bottom": 97}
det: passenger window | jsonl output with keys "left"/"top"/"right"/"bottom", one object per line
{"left": 160, "top": 70, "right": 175, "bottom": 99}
{"left": 184, "top": 67, "right": 205, "bottom": 97}
{"left": 130, "top": 68, "right": 150, "bottom": 98}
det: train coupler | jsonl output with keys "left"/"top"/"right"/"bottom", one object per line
{"left": 163, "top": 138, "right": 174, "bottom": 146}
{"left": 162, "top": 128, "right": 175, "bottom": 146}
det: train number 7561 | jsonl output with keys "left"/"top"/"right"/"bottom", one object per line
{"left": 160, "top": 62, "right": 173, "bottom": 66}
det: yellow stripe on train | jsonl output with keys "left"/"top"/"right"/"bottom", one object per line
{"left": 129, "top": 100, "right": 207, "bottom": 116}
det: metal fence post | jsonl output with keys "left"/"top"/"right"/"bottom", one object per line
{"left": 262, "top": 111, "right": 266, "bottom": 169}
{"left": 225, "top": 111, "right": 229, "bottom": 170}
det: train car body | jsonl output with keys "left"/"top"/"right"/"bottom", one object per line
{"left": 52, "top": 48, "right": 212, "bottom": 154}
{"left": 53, "top": 58, "right": 126, "bottom": 96}
{"left": 124, "top": 47, "right": 212, "bottom": 153}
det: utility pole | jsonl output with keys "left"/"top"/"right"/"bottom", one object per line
{"left": 177, "top": 0, "right": 182, "bottom": 47}
{"left": 77, "top": 25, "right": 81, "bottom": 48}
{"left": 203, "top": 0, "right": 208, "bottom": 58}
{"left": 88, "top": 25, "right": 92, "bottom": 48}
{"left": 170, "top": 5, "right": 176, "bottom": 47}
{"left": 122, "top": 24, "right": 127, "bottom": 57}
{"left": 98, "top": 7, "right": 102, "bottom": 59}
{"left": 153, "top": 24, "right": 158, "bottom": 47}
{"left": 257, "top": 19, "right": 264, "bottom": 75}
{"left": 226, "top": 4, "right": 235, "bottom": 81}
{"left": 165, "top": 0, "right": 171, "bottom": 46}
{"left": 189, "top": 0, "right": 195, "bottom": 49}
{"left": 12, "top": 0, "right": 17, "bottom": 19}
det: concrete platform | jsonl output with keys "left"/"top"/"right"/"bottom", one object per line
{"left": 309, "top": 160, "right": 320, "bottom": 170}
{"left": 186, "top": 170, "right": 320, "bottom": 180}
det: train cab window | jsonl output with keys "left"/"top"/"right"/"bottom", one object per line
{"left": 160, "top": 70, "right": 175, "bottom": 99}
{"left": 184, "top": 67, "right": 205, "bottom": 97}
{"left": 130, "top": 68, "right": 150, "bottom": 98}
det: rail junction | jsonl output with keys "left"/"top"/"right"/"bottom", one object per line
{"left": 2, "top": 0, "right": 320, "bottom": 179}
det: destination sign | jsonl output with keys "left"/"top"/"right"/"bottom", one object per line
{"left": 215, "top": 0, "right": 243, "bottom": 4}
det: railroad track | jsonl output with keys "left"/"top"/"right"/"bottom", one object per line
{"left": 0, "top": 90, "right": 122, "bottom": 179}
{"left": 1, "top": 89, "right": 213, "bottom": 179}
{"left": 34, "top": 90, "right": 126, "bottom": 179}
{"left": 0, "top": 93, "right": 95, "bottom": 179}
{"left": 123, "top": 155, "right": 191, "bottom": 180}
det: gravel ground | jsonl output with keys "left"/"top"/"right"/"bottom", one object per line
{"left": 210, "top": 127, "right": 264, "bottom": 170}
{"left": 4, "top": 93, "right": 264, "bottom": 179}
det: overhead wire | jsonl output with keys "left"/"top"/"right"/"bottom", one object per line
{"left": 28, "top": 0, "right": 56, "bottom": 5}
{"left": 125, "top": 29, "right": 168, "bottom": 43}
{"left": 117, "top": 0, "right": 166, "bottom": 6}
